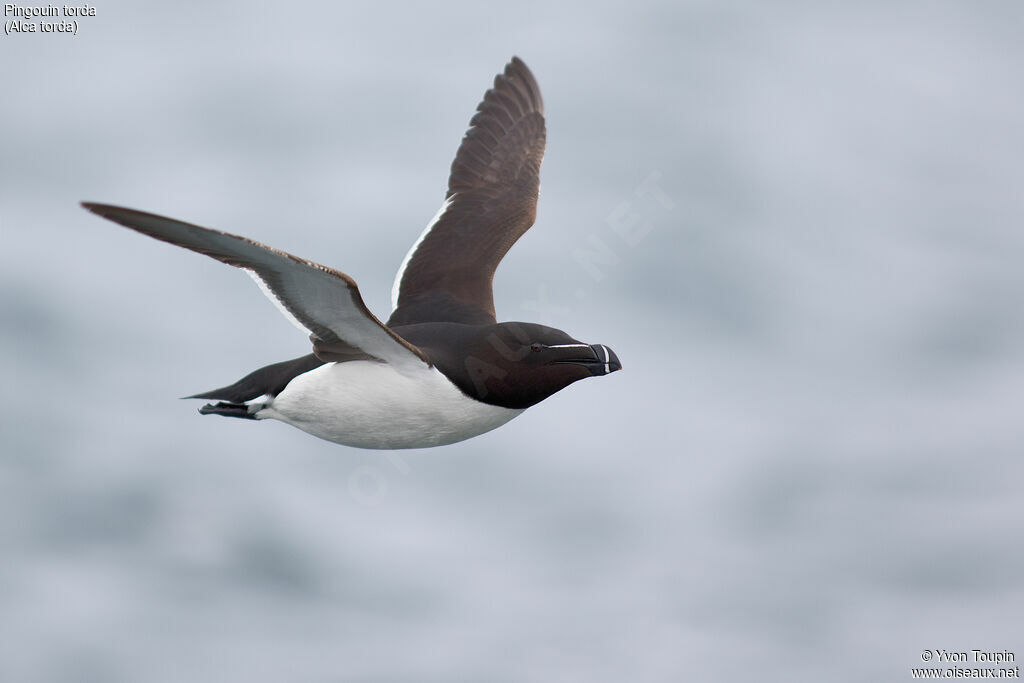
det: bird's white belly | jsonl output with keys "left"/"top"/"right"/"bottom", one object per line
{"left": 256, "top": 361, "right": 524, "bottom": 449}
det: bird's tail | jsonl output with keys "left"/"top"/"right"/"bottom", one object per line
{"left": 185, "top": 353, "right": 324, "bottom": 404}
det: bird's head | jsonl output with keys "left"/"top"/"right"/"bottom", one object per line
{"left": 453, "top": 322, "right": 621, "bottom": 409}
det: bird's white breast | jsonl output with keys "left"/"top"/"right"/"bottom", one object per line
{"left": 256, "top": 361, "right": 523, "bottom": 449}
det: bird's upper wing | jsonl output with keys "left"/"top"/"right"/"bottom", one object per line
{"left": 387, "top": 56, "right": 546, "bottom": 326}
{"left": 82, "top": 203, "right": 430, "bottom": 372}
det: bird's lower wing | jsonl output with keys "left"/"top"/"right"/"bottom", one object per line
{"left": 82, "top": 203, "right": 430, "bottom": 372}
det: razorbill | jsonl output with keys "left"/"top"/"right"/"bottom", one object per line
{"left": 82, "top": 57, "right": 621, "bottom": 449}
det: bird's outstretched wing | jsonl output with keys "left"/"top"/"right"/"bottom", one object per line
{"left": 388, "top": 56, "right": 546, "bottom": 326}
{"left": 82, "top": 203, "right": 430, "bottom": 372}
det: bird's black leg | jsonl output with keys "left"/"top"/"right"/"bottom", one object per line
{"left": 198, "top": 402, "right": 258, "bottom": 420}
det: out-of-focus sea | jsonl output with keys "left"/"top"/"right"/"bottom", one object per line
{"left": 3, "top": 1, "right": 1023, "bottom": 680}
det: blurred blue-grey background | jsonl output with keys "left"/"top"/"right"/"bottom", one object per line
{"left": 3, "top": 1, "right": 1024, "bottom": 680}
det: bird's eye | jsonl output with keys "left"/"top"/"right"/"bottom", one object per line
{"left": 530, "top": 343, "right": 542, "bottom": 352}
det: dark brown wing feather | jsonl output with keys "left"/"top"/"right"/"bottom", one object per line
{"left": 389, "top": 57, "right": 546, "bottom": 326}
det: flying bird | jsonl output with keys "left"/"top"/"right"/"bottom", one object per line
{"left": 83, "top": 57, "right": 621, "bottom": 449}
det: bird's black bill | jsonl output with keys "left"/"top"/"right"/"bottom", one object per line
{"left": 552, "top": 343, "right": 622, "bottom": 376}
